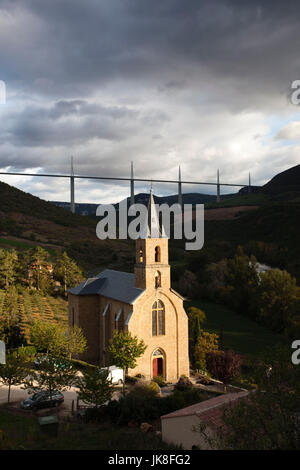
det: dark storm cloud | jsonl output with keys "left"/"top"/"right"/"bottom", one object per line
{"left": 1, "top": 0, "right": 300, "bottom": 104}
{"left": 0, "top": 0, "right": 299, "bottom": 202}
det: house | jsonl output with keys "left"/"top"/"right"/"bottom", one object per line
{"left": 68, "top": 191, "right": 189, "bottom": 382}
{"left": 161, "top": 390, "right": 249, "bottom": 449}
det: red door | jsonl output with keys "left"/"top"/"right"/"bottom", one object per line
{"left": 157, "top": 357, "right": 163, "bottom": 375}
{"left": 153, "top": 358, "right": 158, "bottom": 377}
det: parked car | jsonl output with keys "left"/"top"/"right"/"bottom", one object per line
{"left": 101, "top": 366, "right": 123, "bottom": 385}
{"left": 21, "top": 391, "right": 64, "bottom": 410}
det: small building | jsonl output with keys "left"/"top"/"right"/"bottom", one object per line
{"left": 161, "top": 391, "right": 249, "bottom": 449}
{"left": 68, "top": 191, "right": 189, "bottom": 382}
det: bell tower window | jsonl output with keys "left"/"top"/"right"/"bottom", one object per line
{"left": 155, "top": 271, "right": 161, "bottom": 289}
{"left": 155, "top": 246, "right": 161, "bottom": 262}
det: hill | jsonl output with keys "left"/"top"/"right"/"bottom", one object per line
{"left": 262, "top": 164, "right": 300, "bottom": 194}
{"left": 0, "top": 180, "right": 133, "bottom": 273}
{"left": 52, "top": 192, "right": 217, "bottom": 216}
{"left": 0, "top": 163, "right": 299, "bottom": 278}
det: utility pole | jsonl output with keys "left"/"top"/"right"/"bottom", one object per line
{"left": 248, "top": 172, "right": 251, "bottom": 193}
{"left": 130, "top": 161, "right": 134, "bottom": 206}
{"left": 216, "top": 169, "right": 221, "bottom": 203}
{"left": 178, "top": 165, "right": 183, "bottom": 207}
{"left": 70, "top": 156, "right": 75, "bottom": 214}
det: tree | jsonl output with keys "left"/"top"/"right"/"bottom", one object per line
{"left": 187, "top": 307, "right": 206, "bottom": 365}
{"left": 23, "top": 356, "right": 77, "bottom": 400}
{"left": 30, "top": 320, "right": 66, "bottom": 357}
{"left": 76, "top": 367, "right": 113, "bottom": 408}
{"left": 178, "top": 270, "right": 199, "bottom": 298}
{"left": 0, "top": 249, "right": 18, "bottom": 289}
{"left": 225, "top": 247, "right": 260, "bottom": 317}
{"left": 206, "top": 350, "right": 242, "bottom": 391}
{"left": 28, "top": 246, "right": 53, "bottom": 293}
{"left": 257, "top": 269, "right": 300, "bottom": 334}
{"left": 193, "top": 330, "right": 219, "bottom": 372}
{"left": 0, "top": 351, "right": 28, "bottom": 402}
{"left": 30, "top": 321, "right": 87, "bottom": 359}
{"left": 54, "top": 252, "right": 83, "bottom": 296}
{"left": 65, "top": 326, "right": 87, "bottom": 359}
{"left": 216, "top": 346, "right": 300, "bottom": 449}
{"left": 108, "top": 331, "right": 147, "bottom": 395}
{"left": 0, "top": 287, "right": 25, "bottom": 349}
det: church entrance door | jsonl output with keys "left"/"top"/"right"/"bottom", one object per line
{"left": 152, "top": 357, "right": 163, "bottom": 377}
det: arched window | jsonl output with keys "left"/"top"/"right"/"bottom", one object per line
{"left": 139, "top": 248, "right": 143, "bottom": 263}
{"left": 152, "top": 300, "right": 165, "bottom": 336}
{"left": 155, "top": 271, "right": 161, "bottom": 289}
{"left": 153, "top": 348, "right": 163, "bottom": 356}
{"left": 155, "top": 246, "right": 161, "bottom": 263}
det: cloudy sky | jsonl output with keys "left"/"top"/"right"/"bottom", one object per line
{"left": 0, "top": 0, "right": 300, "bottom": 203}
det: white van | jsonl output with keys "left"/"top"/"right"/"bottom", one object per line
{"left": 105, "top": 365, "right": 123, "bottom": 385}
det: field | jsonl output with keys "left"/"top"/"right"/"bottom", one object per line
{"left": 185, "top": 300, "right": 287, "bottom": 357}
{"left": 0, "top": 237, "right": 57, "bottom": 257}
{"left": 0, "top": 289, "right": 68, "bottom": 340}
{"left": 0, "top": 409, "right": 175, "bottom": 450}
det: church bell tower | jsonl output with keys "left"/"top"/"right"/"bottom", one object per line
{"left": 134, "top": 191, "right": 170, "bottom": 291}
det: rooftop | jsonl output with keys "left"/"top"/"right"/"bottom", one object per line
{"left": 68, "top": 269, "right": 145, "bottom": 304}
{"left": 161, "top": 391, "right": 249, "bottom": 430}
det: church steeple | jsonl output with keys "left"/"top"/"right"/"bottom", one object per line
{"left": 141, "top": 189, "right": 166, "bottom": 239}
{"left": 134, "top": 190, "right": 170, "bottom": 290}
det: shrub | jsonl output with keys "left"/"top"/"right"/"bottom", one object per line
{"left": 134, "top": 373, "right": 145, "bottom": 379}
{"left": 153, "top": 375, "right": 167, "bottom": 387}
{"left": 70, "top": 358, "right": 96, "bottom": 372}
{"left": 125, "top": 375, "right": 138, "bottom": 385}
{"left": 174, "top": 375, "right": 193, "bottom": 391}
{"left": 105, "top": 387, "right": 159, "bottom": 425}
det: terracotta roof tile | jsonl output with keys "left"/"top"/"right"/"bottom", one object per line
{"left": 161, "top": 391, "right": 248, "bottom": 423}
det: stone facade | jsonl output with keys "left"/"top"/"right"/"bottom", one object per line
{"left": 68, "top": 233, "right": 189, "bottom": 382}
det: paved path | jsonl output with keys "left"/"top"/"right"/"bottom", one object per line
{"left": 0, "top": 383, "right": 123, "bottom": 417}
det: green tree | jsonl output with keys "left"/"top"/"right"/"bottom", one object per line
{"left": 23, "top": 356, "right": 77, "bottom": 400}
{"left": 0, "top": 351, "right": 28, "bottom": 402}
{"left": 65, "top": 326, "right": 87, "bottom": 359}
{"left": 30, "top": 320, "right": 66, "bottom": 357}
{"left": 28, "top": 246, "right": 53, "bottom": 293}
{"left": 193, "top": 330, "right": 219, "bottom": 372}
{"left": 0, "top": 249, "right": 18, "bottom": 289}
{"left": 206, "top": 350, "right": 242, "bottom": 392}
{"left": 54, "top": 252, "right": 83, "bottom": 296}
{"left": 178, "top": 270, "right": 199, "bottom": 298}
{"left": 108, "top": 331, "right": 147, "bottom": 395}
{"left": 257, "top": 269, "right": 300, "bottom": 334}
{"left": 76, "top": 367, "right": 113, "bottom": 408}
{"left": 0, "top": 287, "right": 25, "bottom": 349}
{"left": 225, "top": 247, "right": 259, "bottom": 317}
{"left": 187, "top": 307, "right": 206, "bottom": 366}
{"left": 217, "top": 346, "right": 300, "bottom": 449}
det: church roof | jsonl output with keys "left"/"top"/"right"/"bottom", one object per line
{"left": 68, "top": 269, "right": 145, "bottom": 304}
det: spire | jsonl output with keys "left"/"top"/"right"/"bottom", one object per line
{"left": 147, "top": 189, "right": 161, "bottom": 238}
{"left": 141, "top": 189, "right": 166, "bottom": 238}
{"left": 178, "top": 165, "right": 182, "bottom": 207}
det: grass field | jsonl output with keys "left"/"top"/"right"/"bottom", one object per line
{"left": 0, "top": 409, "right": 175, "bottom": 450}
{"left": 0, "top": 237, "right": 56, "bottom": 257}
{"left": 0, "top": 289, "right": 68, "bottom": 341}
{"left": 185, "top": 300, "right": 287, "bottom": 357}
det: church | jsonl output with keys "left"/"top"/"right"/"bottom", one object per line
{"left": 68, "top": 192, "right": 190, "bottom": 382}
